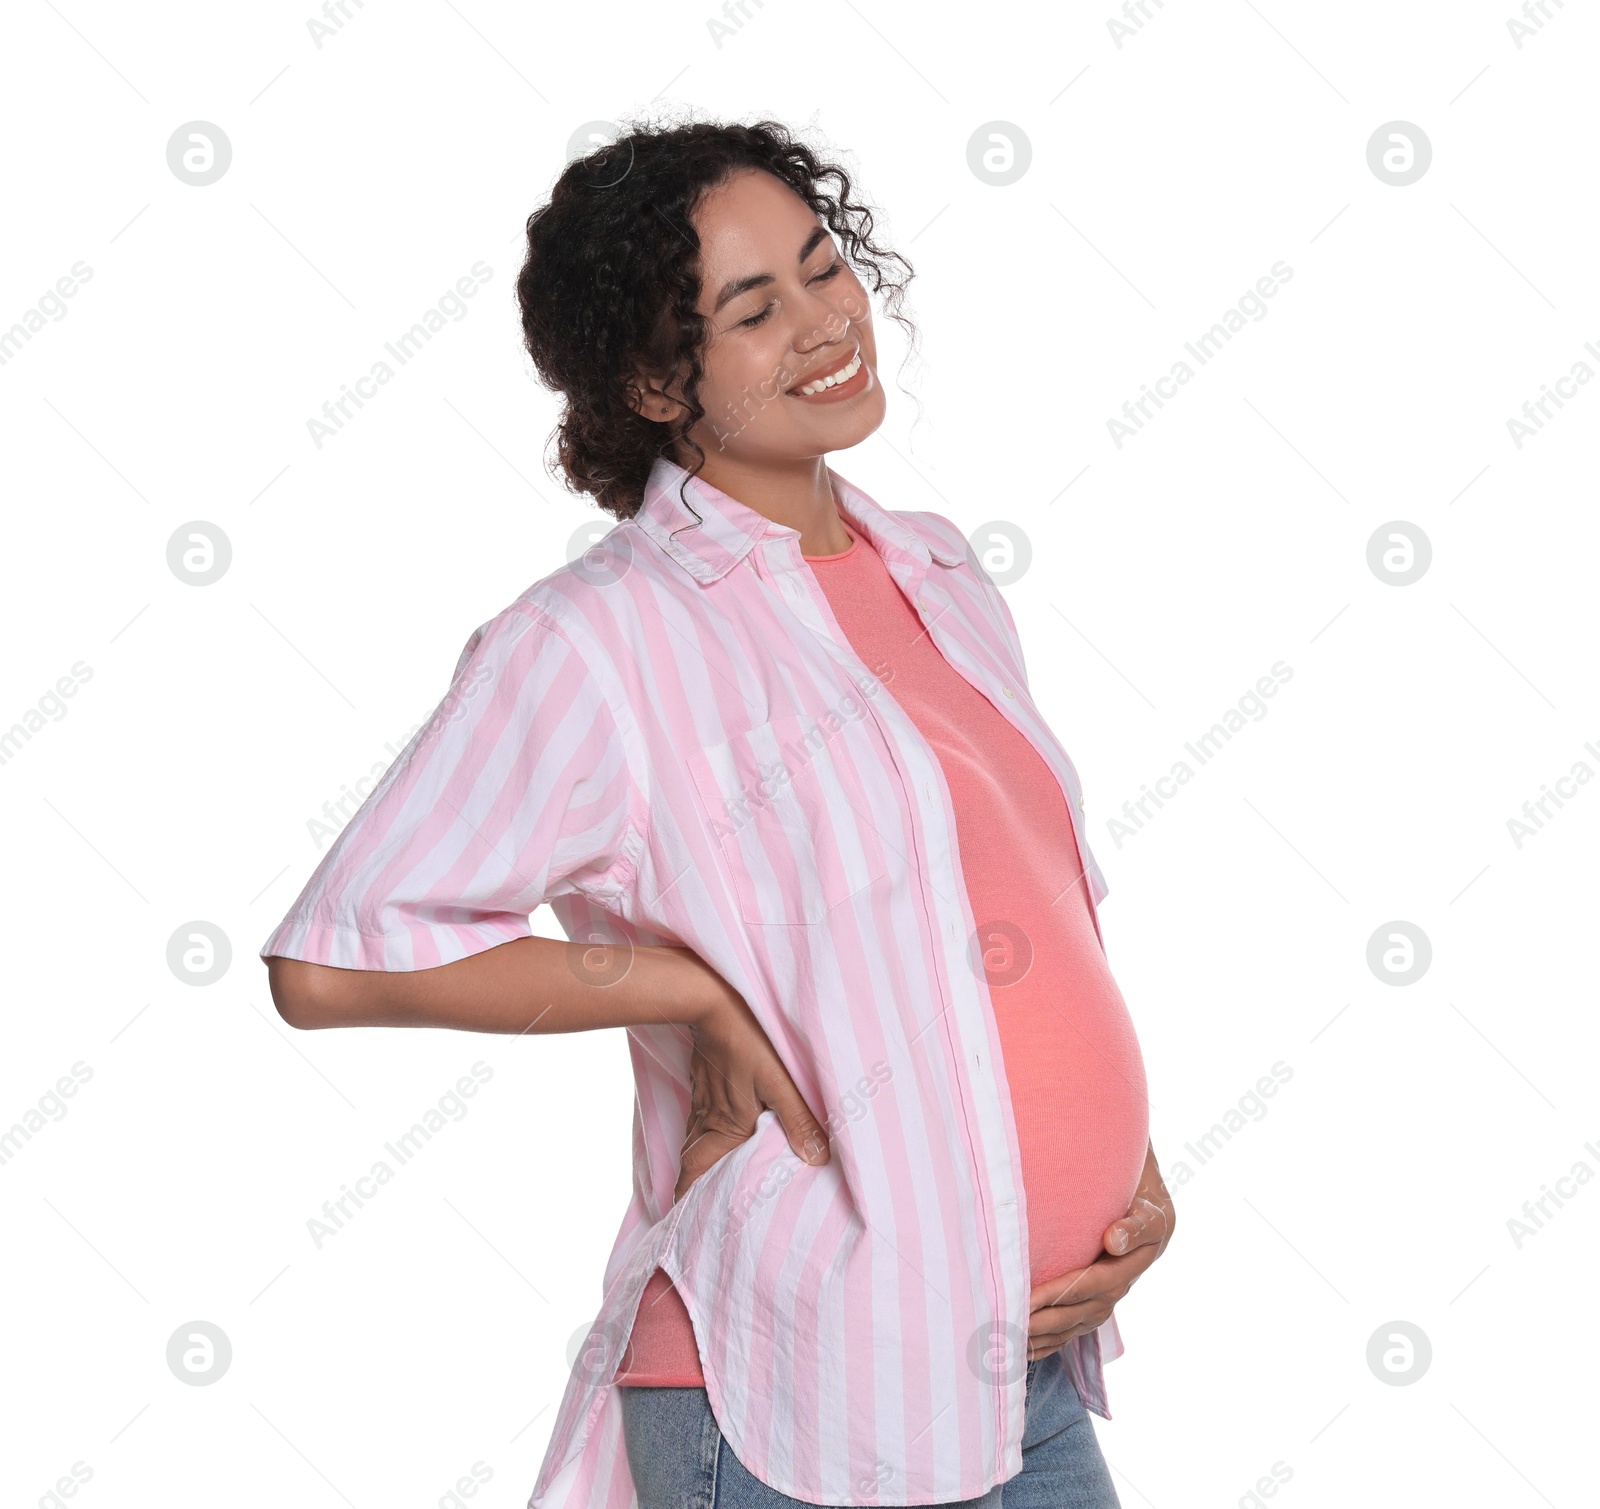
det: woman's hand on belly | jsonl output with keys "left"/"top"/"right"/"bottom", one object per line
{"left": 1025, "top": 1142, "right": 1175, "bottom": 1361}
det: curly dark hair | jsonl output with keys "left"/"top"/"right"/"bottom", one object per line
{"left": 517, "top": 114, "right": 917, "bottom": 522}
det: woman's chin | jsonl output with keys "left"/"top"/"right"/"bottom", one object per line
{"left": 800, "top": 386, "right": 889, "bottom": 453}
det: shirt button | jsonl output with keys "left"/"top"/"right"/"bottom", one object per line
{"left": 1001, "top": 685, "right": 1014, "bottom": 699}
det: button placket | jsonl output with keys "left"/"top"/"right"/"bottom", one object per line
{"left": 802, "top": 540, "right": 1020, "bottom": 1436}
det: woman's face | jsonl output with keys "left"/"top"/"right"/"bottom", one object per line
{"left": 636, "top": 167, "right": 887, "bottom": 465}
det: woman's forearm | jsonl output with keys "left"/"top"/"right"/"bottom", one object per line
{"left": 267, "top": 936, "right": 729, "bottom": 1036}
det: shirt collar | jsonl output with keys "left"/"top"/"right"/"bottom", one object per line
{"left": 633, "top": 455, "right": 964, "bottom": 585}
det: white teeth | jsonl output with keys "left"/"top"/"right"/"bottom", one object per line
{"left": 795, "top": 352, "right": 862, "bottom": 396}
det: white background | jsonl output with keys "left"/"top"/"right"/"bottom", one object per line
{"left": 2, "top": 1, "right": 1595, "bottom": 1506}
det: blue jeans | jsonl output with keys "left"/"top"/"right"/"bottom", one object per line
{"left": 617, "top": 1348, "right": 1122, "bottom": 1507}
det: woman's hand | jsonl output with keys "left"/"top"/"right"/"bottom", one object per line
{"left": 674, "top": 974, "right": 831, "bottom": 1202}
{"left": 266, "top": 936, "right": 829, "bottom": 1201}
{"left": 1026, "top": 1145, "right": 1175, "bottom": 1362}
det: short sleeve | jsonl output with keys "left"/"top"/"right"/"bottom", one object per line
{"left": 259, "top": 604, "right": 640, "bottom": 971}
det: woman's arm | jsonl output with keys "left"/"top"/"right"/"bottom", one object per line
{"left": 265, "top": 939, "right": 831, "bottom": 1198}
{"left": 269, "top": 936, "right": 719, "bottom": 1036}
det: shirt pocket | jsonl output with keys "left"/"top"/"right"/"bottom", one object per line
{"left": 687, "top": 711, "right": 886, "bottom": 926}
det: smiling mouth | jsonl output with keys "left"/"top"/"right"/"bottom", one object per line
{"left": 789, "top": 349, "right": 863, "bottom": 396}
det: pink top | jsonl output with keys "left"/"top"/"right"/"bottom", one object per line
{"left": 614, "top": 521, "right": 1148, "bottom": 1388}
{"left": 261, "top": 456, "right": 1127, "bottom": 1507}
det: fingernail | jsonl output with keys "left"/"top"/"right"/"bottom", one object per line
{"left": 802, "top": 1135, "right": 825, "bottom": 1163}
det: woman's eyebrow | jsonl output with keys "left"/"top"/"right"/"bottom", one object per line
{"left": 712, "top": 225, "right": 833, "bottom": 312}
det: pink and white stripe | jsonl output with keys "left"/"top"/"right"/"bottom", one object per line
{"left": 261, "top": 456, "right": 1122, "bottom": 1507}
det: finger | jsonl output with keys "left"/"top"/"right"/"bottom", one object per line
{"left": 1027, "top": 1318, "right": 1105, "bottom": 1357}
{"left": 1102, "top": 1196, "right": 1165, "bottom": 1256}
{"left": 1103, "top": 1195, "right": 1169, "bottom": 1256}
{"left": 1028, "top": 1325, "right": 1099, "bottom": 1360}
{"left": 1028, "top": 1304, "right": 1114, "bottom": 1352}
{"left": 1027, "top": 1314, "right": 1103, "bottom": 1351}
{"left": 1029, "top": 1249, "right": 1152, "bottom": 1314}
{"left": 1030, "top": 1262, "right": 1092, "bottom": 1311}
{"left": 673, "top": 1127, "right": 735, "bottom": 1201}
{"left": 758, "top": 1069, "right": 831, "bottom": 1167}
{"left": 1030, "top": 1263, "right": 1115, "bottom": 1312}
{"left": 1029, "top": 1299, "right": 1111, "bottom": 1338}
{"left": 673, "top": 1117, "right": 749, "bottom": 1202}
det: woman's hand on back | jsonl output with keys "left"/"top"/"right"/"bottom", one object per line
{"left": 675, "top": 976, "right": 831, "bottom": 1202}
{"left": 263, "top": 934, "right": 830, "bottom": 1204}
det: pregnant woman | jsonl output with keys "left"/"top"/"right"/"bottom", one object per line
{"left": 263, "top": 118, "right": 1174, "bottom": 1509}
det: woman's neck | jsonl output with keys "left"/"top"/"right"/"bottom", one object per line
{"left": 678, "top": 451, "right": 853, "bottom": 557}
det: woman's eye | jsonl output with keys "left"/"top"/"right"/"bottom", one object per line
{"left": 737, "top": 265, "right": 841, "bottom": 329}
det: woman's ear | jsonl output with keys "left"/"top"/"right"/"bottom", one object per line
{"left": 628, "top": 373, "right": 680, "bottom": 426}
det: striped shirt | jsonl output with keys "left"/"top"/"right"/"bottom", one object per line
{"left": 260, "top": 456, "right": 1124, "bottom": 1507}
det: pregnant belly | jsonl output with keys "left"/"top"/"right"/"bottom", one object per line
{"left": 992, "top": 960, "right": 1151, "bottom": 1286}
